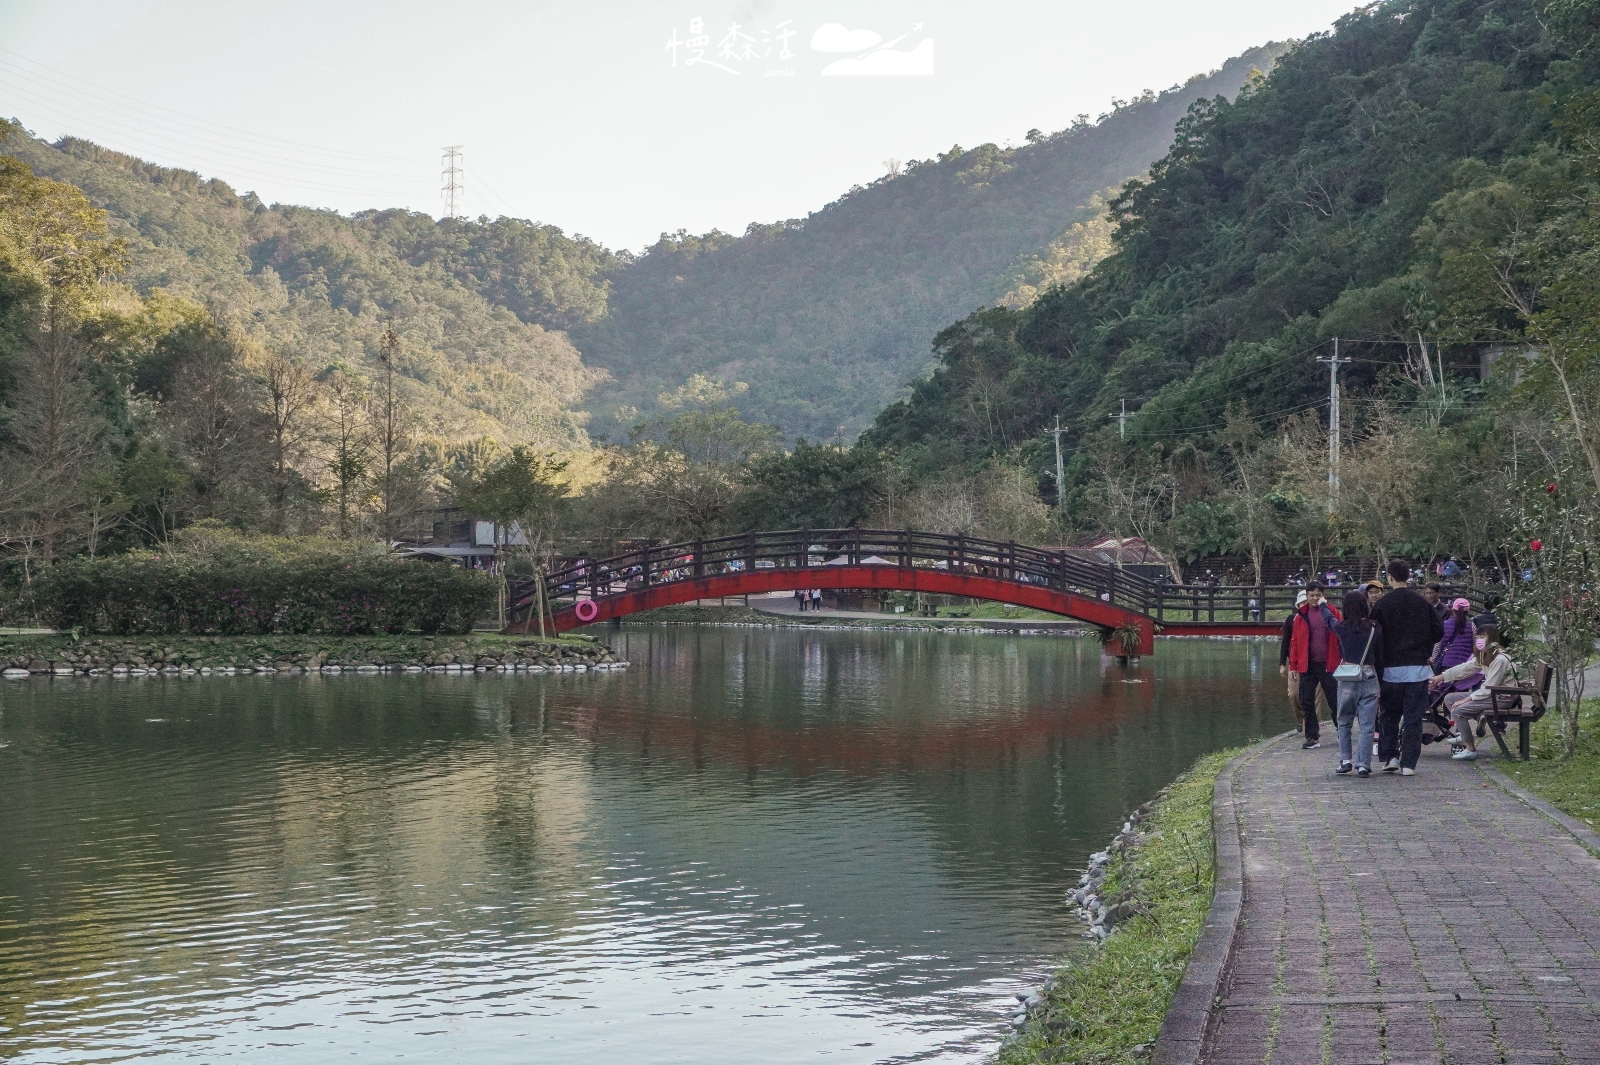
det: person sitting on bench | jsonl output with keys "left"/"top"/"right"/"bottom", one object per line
{"left": 1428, "top": 627, "right": 1512, "bottom": 762}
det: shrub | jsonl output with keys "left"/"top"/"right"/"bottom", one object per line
{"left": 28, "top": 530, "right": 499, "bottom": 635}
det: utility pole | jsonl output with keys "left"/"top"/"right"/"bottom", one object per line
{"left": 441, "top": 146, "right": 464, "bottom": 219}
{"left": 377, "top": 319, "right": 403, "bottom": 541}
{"left": 1316, "top": 338, "right": 1350, "bottom": 513}
{"left": 1046, "top": 415, "right": 1066, "bottom": 511}
{"left": 1109, "top": 399, "right": 1131, "bottom": 439}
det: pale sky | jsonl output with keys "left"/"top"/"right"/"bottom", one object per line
{"left": 0, "top": 0, "right": 1360, "bottom": 251}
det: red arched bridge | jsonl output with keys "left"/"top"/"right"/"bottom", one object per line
{"left": 504, "top": 529, "right": 1298, "bottom": 655}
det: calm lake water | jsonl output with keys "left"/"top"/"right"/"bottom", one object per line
{"left": 0, "top": 628, "right": 1278, "bottom": 1064}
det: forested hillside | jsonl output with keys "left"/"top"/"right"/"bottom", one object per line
{"left": 574, "top": 44, "right": 1288, "bottom": 442}
{"left": 6, "top": 134, "right": 613, "bottom": 445}
{"left": 866, "top": 0, "right": 1571, "bottom": 487}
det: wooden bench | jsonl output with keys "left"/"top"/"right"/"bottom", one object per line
{"left": 1484, "top": 660, "right": 1552, "bottom": 761}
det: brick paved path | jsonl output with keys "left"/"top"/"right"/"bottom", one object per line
{"left": 1201, "top": 735, "right": 1600, "bottom": 1065}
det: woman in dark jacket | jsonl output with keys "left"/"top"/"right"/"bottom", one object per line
{"left": 1333, "top": 590, "right": 1382, "bottom": 777}
{"left": 1434, "top": 598, "right": 1479, "bottom": 691}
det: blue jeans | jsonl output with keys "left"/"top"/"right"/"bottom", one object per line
{"left": 1336, "top": 677, "right": 1379, "bottom": 768}
{"left": 1379, "top": 680, "right": 1429, "bottom": 769}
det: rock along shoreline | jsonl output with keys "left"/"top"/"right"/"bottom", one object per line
{"left": 0, "top": 634, "right": 628, "bottom": 679}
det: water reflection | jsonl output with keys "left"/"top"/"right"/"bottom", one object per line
{"left": 0, "top": 629, "right": 1273, "bottom": 1064}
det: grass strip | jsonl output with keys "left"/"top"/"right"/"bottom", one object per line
{"left": 997, "top": 746, "right": 1244, "bottom": 1065}
{"left": 1500, "top": 696, "right": 1600, "bottom": 830}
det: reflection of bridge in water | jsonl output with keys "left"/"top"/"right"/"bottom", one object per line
{"left": 506, "top": 530, "right": 1295, "bottom": 655}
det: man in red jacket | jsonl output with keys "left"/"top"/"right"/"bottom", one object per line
{"left": 1279, "top": 582, "right": 1343, "bottom": 749}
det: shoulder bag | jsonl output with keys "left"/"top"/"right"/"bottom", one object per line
{"left": 1332, "top": 626, "right": 1376, "bottom": 681}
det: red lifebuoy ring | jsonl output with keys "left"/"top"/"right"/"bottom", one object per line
{"left": 574, "top": 600, "right": 599, "bottom": 623}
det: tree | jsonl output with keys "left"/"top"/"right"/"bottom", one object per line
{"left": 2, "top": 303, "right": 110, "bottom": 559}
{"left": 371, "top": 319, "right": 413, "bottom": 540}
{"left": 735, "top": 442, "right": 886, "bottom": 530}
{"left": 1334, "top": 410, "right": 1423, "bottom": 569}
{"left": 319, "top": 365, "right": 370, "bottom": 539}
{"left": 452, "top": 446, "right": 570, "bottom": 632}
{"left": 0, "top": 133, "right": 128, "bottom": 565}
{"left": 1085, "top": 443, "right": 1173, "bottom": 571}
{"left": 1507, "top": 472, "right": 1600, "bottom": 761}
{"left": 611, "top": 376, "right": 780, "bottom": 538}
{"left": 161, "top": 318, "right": 256, "bottom": 525}
{"left": 248, "top": 342, "right": 317, "bottom": 535}
{"left": 1216, "top": 408, "right": 1283, "bottom": 587}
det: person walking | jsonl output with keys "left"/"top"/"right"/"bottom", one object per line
{"left": 1370, "top": 560, "right": 1444, "bottom": 776}
{"left": 1332, "top": 590, "right": 1382, "bottom": 777}
{"left": 1281, "top": 591, "right": 1308, "bottom": 733}
{"left": 1281, "top": 582, "right": 1342, "bottom": 749}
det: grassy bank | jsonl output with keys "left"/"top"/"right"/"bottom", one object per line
{"left": 998, "top": 747, "right": 1244, "bottom": 1065}
{"left": 0, "top": 631, "right": 616, "bottom": 674}
{"left": 1500, "top": 696, "right": 1600, "bottom": 830}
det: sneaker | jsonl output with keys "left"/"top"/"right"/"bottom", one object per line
{"left": 1452, "top": 749, "right": 1479, "bottom": 761}
{"left": 1400, "top": 767, "right": 1416, "bottom": 776}
{"left": 1357, "top": 765, "right": 1371, "bottom": 778}
{"left": 1383, "top": 758, "right": 1400, "bottom": 773}
{"left": 1301, "top": 739, "right": 1321, "bottom": 750}
{"left": 1336, "top": 761, "right": 1353, "bottom": 774}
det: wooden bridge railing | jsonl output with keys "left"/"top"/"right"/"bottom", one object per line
{"left": 508, "top": 529, "right": 1492, "bottom": 629}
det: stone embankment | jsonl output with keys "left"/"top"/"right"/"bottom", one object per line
{"left": 0, "top": 635, "right": 627, "bottom": 678}
{"left": 1003, "top": 799, "right": 1159, "bottom": 1031}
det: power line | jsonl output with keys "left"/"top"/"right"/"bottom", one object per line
{"left": 0, "top": 48, "right": 423, "bottom": 163}
{"left": 0, "top": 81, "right": 425, "bottom": 199}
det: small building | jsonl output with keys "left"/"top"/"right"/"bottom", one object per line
{"left": 1063, "top": 536, "right": 1171, "bottom": 582}
{"left": 395, "top": 508, "right": 525, "bottom": 570}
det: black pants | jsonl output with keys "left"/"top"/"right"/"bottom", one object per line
{"left": 1378, "top": 680, "right": 1428, "bottom": 768}
{"left": 1297, "top": 662, "right": 1335, "bottom": 742}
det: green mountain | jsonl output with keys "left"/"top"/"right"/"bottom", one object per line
{"left": 4, "top": 134, "right": 614, "bottom": 447}
{"left": 573, "top": 45, "right": 1288, "bottom": 443}
{"left": 6, "top": 41, "right": 1285, "bottom": 451}
{"left": 864, "top": 0, "right": 1575, "bottom": 484}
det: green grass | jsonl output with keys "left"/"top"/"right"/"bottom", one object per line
{"left": 1500, "top": 696, "right": 1600, "bottom": 831}
{"left": 935, "top": 602, "right": 1066, "bottom": 621}
{"left": 997, "top": 747, "right": 1244, "bottom": 1065}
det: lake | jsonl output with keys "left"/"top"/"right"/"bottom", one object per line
{"left": 0, "top": 627, "right": 1278, "bottom": 1064}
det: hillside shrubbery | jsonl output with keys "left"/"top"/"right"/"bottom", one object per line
{"left": 27, "top": 529, "right": 496, "bottom": 635}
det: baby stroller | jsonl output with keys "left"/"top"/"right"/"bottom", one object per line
{"left": 1421, "top": 685, "right": 1465, "bottom": 749}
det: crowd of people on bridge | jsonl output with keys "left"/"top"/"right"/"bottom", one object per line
{"left": 1279, "top": 560, "right": 1508, "bottom": 777}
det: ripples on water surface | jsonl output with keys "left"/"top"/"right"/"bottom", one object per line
{"left": 0, "top": 628, "right": 1275, "bottom": 1063}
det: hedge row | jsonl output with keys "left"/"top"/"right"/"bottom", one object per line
{"left": 30, "top": 551, "right": 500, "bottom": 635}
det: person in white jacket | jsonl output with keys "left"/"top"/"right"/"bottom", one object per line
{"left": 1428, "top": 628, "right": 1512, "bottom": 761}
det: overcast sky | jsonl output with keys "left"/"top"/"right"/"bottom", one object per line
{"left": 0, "top": 0, "right": 1359, "bottom": 251}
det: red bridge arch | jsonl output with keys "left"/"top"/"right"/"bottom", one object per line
{"left": 520, "top": 565, "right": 1156, "bottom": 655}
{"left": 502, "top": 529, "right": 1318, "bottom": 653}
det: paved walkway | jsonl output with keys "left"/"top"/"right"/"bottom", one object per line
{"left": 1200, "top": 735, "right": 1600, "bottom": 1065}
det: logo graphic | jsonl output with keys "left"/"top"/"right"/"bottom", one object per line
{"left": 813, "top": 23, "right": 933, "bottom": 76}
{"left": 664, "top": 17, "right": 931, "bottom": 78}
